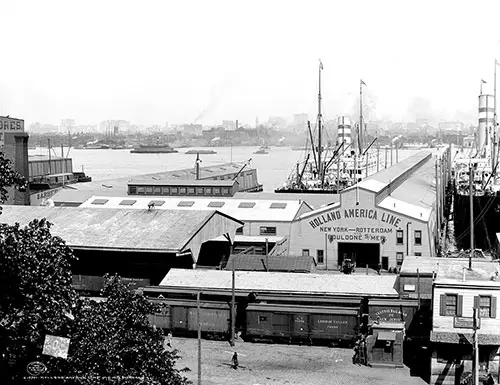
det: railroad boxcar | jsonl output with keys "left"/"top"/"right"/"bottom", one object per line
{"left": 149, "top": 298, "right": 232, "bottom": 338}
{"left": 245, "top": 303, "right": 359, "bottom": 345}
{"left": 72, "top": 275, "right": 150, "bottom": 293}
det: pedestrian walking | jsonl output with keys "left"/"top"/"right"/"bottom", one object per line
{"left": 167, "top": 331, "right": 173, "bottom": 348}
{"left": 485, "top": 373, "right": 495, "bottom": 385}
{"left": 231, "top": 352, "right": 239, "bottom": 369}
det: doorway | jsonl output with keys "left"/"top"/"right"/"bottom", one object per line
{"left": 337, "top": 242, "right": 380, "bottom": 269}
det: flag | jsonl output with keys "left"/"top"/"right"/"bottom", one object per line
{"left": 361, "top": 79, "right": 366, "bottom": 86}
{"left": 319, "top": 60, "right": 323, "bottom": 70}
{"left": 481, "top": 79, "right": 487, "bottom": 84}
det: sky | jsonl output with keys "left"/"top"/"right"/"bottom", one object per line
{"left": 1, "top": 0, "right": 500, "bottom": 126}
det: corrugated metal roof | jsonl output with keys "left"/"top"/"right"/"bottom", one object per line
{"left": 79, "top": 196, "right": 308, "bottom": 222}
{"left": 129, "top": 179, "right": 237, "bottom": 187}
{"left": 130, "top": 162, "right": 250, "bottom": 182}
{"left": 0, "top": 205, "right": 226, "bottom": 252}
{"left": 400, "top": 256, "right": 500, "bottom": 279}
{"left": 159, "top": 269, "right": 399, "bottom": 297}
{"left": 359, "top": 151, "right": 433, "bottom": 191}
{"left": 224, "top": 255, "right": 314, "bottom": 273}
{"left": 234, "top": 192, "right": 337, "bottom": 210}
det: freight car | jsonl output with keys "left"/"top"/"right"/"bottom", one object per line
{"left": 245, "top": 303, "right": 360, "bottom": 346}
{"left": 149, "top": 298, "right": 232, "bottom": 339}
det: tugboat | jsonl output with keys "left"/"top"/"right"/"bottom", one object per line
{"left": 275, "top": 61, "right": 378, "bottom": 194}
{"left": 253, "top": 146, "right": 269, "bottom": 155}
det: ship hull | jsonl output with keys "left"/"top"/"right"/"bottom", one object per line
{"left": 453, "top": 191, "right": 500, "bottom": 250}
{"left": 130, "top": 149, "right": 178, "bottom": 154}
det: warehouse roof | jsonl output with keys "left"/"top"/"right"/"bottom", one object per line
{"left": 223, "top": 255, "right": 315, "bottom": 273}
{"left": 401, "top": 257, "right": 500, "bottom": 281}
{"left": 358, "top": 151, "right": 433, "bottom": 192}
{"left": 160, "top": 268, "right": 399, "bottom": 297}
{"left": 130, "top": 162, "right": 252, "bottom": 182}
{"left": 128, "top": 179, "right": 237, "bottom": 187}
{"left": 79, "top": 195, "right": 311, "bottom": 222}
{"left": 0, "top": 206, "right": 242, "bottom": 257}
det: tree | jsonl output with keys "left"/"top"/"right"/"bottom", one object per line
{"left": 67, "top": 275, "right": 189, "bottom": 385}
{"left": 0, "top": 218, "right": 78, "bottom": 383}
{"left": 0, "top": 151, "right": 27, "bottom": 209}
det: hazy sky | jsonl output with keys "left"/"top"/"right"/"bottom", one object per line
{"left": 2, "top": 0, "right": 500, "bottom": 126}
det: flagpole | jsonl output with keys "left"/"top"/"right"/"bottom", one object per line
{"left": 318, "top": 60, "right": 323, "bottom": 184}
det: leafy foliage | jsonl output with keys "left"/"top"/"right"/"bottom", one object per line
{"left": 0, "top": 219, "right": 77, "bottom": 382}
{"left": 67, "top": 275, "right": 190, "bottom": 385}
{"left": 0, "top": 151, "right": 27, "bottom": 206}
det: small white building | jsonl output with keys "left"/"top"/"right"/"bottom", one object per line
{"left": 79, "top": 195, "right": 312, "bottom": 240}
{"left": 288, "top": 150, "right": 450, "bottom": 271}
{"left": 430, "top": 259, "right": 500, "bottom": 385}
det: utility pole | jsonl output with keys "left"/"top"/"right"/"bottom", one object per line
{"left": 473, "top": 307, "right": 479, "bottom": 385}
{"left": 197, "top": 291, "right": 202, "bottom": 385}
{"left": 230, "top": 258, "right": 236, "bottom": 347}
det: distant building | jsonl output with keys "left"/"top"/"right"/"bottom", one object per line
{"left": 182, "top": 124, "right": 203, "bottom": 136}
{"left": 99, "top": 120, "right": 130, "bottom": 134}
{"left": 222, "top": 120, "right": 236, "bottom": 131}
{"left": 1, "top": 116, "right": 30, "bottom": 205}
{"left": 438, "top": 121, "right": 464, "bottom": 132}
{"left": 60, "top": 119, "right": 76, "bottom": 134}
{"left": 293, "top": 113, "right": 308, "bottom": 126}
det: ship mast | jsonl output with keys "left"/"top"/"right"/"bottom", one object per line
{"left": 318, "top": 60, "right": 323, "bottom": 181}
{"left": 359, "top": 80, "right": 366, "bottom": 155}
{"left": 494, "top": 59, "right": 498, "bottom": 179}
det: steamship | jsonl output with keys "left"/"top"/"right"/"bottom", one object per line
{"left": 453, "top": 88, "right": 500, "bottom": 251}
{"left": 275, "top": 61, "right": 378, "bottom": 194}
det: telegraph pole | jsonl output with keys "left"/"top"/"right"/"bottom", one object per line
{"left": 230, "top": 258, "right": 236, "bottom": 347}
{"left": 197, "top": 291, "right": 202, "bottom": 385}
{"left": 473, "top": 307, "right": 479, "bottom": 385}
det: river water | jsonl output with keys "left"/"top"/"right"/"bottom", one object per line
{"left": 30, "top": 146, "right": 421, "bottom": 193}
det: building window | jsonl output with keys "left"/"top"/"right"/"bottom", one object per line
{"left": 129, "top": 186, "right": 137, "bottom": 194}
{"left": 171, "top": 187, "right": 178, "bottom": 194}
{"left": 396, "top": 230, "right": 404, "bottom": 245}
{"left": 137, "top": 187, "right": 145, "bottom": 194}
{"left": 258, "top": 316, "right": 268, "bottom": 323}
{"left": 477, "top": 296, "right": 496, "bottom": 318}
{"left": 214, "top": 188, "right": 221, "bottom": 195}
{"left": 153, "top": 186, "right": 161, "bottom": 195}
{"left": 236, "top": 227, "right": 243, "bottom": 234}
{"left": 205, "top": 188, "right": 212, "bottom": 195}
{"left": 414, "top": 252, "right": 422, "bottom": 256}
{"left": 444, "top": 294, "right": 459, "bottom": 316}
{"left": 260, "top": 227, "right": 276, "bottom": 236}
{"left": 222, "top": 188, "right": 230, "bottom": 195}
{"left": 146, "top": 186, "right": 153, "bottom": 194}
{"left": 317, "top": 250, "right": 324, "bottom": 264}
{"left": 179, "top": 187, "right": 187, "bottom": 195}
{"left": 196, "top": 188, "right": 204, "bottom": 195}
{"left": 302, "top": 249, "right": 310, "bottom": 257}
{"left": 414, "top": 230, "right": 422, "bottom": 245}
{"left": 396, "top": 252, "right": 404, "bottom": 266}
{"left": 187, "top": 187, "right": 195, "bottom": 195}
{"left": 161, "top": 187, "right": 170, "bottom": 195}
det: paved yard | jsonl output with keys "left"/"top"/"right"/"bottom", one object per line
{"left": 173, "top": 337, "right": 428, "bottom": 385}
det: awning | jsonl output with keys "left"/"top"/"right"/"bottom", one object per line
{"left": 377, "top": 331, "right": 396, "bottom": 341}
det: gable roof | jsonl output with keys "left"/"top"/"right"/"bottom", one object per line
{"left": 0, "top": 205, "right": 240, "bottom": 253}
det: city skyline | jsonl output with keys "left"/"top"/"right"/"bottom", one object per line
{"left": 2, "top": 0, "right": 500, "bottom": 126}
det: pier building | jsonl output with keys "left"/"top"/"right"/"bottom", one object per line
{"left": 0, "top": 205, "right": 243, "bottom": 290}
{"left": 288, "top": 149, "right": 451, "bottom": 271}
{"left": 1, "top": 115, "right": 29, "bottom": 205}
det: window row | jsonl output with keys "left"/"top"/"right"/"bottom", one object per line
{"left": 396, "top": 230, "right": 422, "bottom": 245}
{"left": 129, "top": 185, "right": 232, "bottom": 196}
{"left": 439, "top": 294, "right": 498, "bottom": 318}
{"left": 301, "top": 249, "right": 324, "bottom": 264}
{"left": 235, "top": 226, "right": 277, "bottom": 236}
